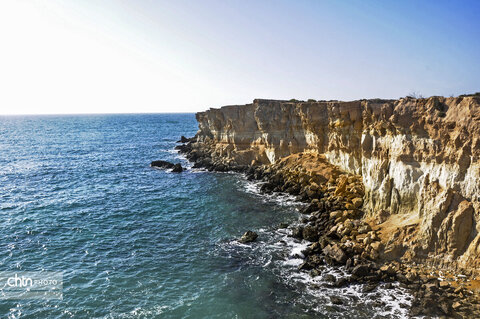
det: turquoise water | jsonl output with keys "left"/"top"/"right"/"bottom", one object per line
{"left": 0, "top": 114, "right": 410, "bottom": 318}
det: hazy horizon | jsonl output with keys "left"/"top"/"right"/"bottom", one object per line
{"left": 2, "top": 93, "right": 480, "bottom": 117}
{"left": 1, "top": 0, "right": 479, "bottom": 115}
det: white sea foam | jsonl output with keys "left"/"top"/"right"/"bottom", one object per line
{"left": 184, "top": 157, "right": 416, "bottom": 318}
{"left": 256, "top": 217, "right": 416, "bottom": 318}
{"left": 238, "top": 178, "right": 301, "bottom": 207}
{"left": 277, "top": 237, "right": 414, "bottom": 318}
{"left": 170, "top": 149, "right": 195, "bottom": 169}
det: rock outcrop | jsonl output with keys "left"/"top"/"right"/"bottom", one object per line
{"left": 239, "top": 230, "right": 258, "bottom": 243}
{"left": 151, "top": 160, "right": 184, "bottom": 172}
{"left": 190, "top": 95, "right": 480, "bottom": 274}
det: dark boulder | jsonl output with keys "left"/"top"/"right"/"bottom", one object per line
{"left": 232, "top": 165, "right": 248, "bottom": 172}
{"left": 193, "top": 158, "right": 213, "bottom": 169}
{"left": 362, "top": 283, "right": 378, "bottom": 293}
{"left": 298, "top": 261, "right": 313, "bottom": 271}
{"left": 351, "top": 264, "right": 372, "bottom": 277}
{"left": 151, "top": 160, "right": 175, "bottom": 169}
{"left": 285, "top": 185, "right": 301, "bottom": 195}
{"left": 172, "top": 163, "right": 183, "bottom": 173}
{"left": 260, "top": 183, "right": 274, "bottom": 192}
{"left": 330, "top": 296, "right": 344, "bottom": 305}
{"left": 301, "top": 247, "right": 313, "bottom": 257}
{"left": 334, "top": 277, "right": 348, "bottom": 287}
{"left": 302, "top": 225, "right": 319, "bottom": 242}
{"left": 306, "top": 254, "right": 324, "bottom": 267}
{"left": 213, "top": 163, "right": 227, "bottom": 172}
{"left": 300, "top": 203, "right": 317, "bottom": 215}
{"left": 291, "top": 226, "right": 304, "bottom": 239}
{"left": 151, "top": 160, "right": 184, "bottom": 173}
{"left": 239, "top": 231, "right": 258, "bottom": 243}
{"left": 323, "top": 244, "right": 347, "bottom": 264}
{"left": 175, "top": 144, "right": 192, "bottom": 153}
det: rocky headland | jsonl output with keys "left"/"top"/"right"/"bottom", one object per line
{"left": 177, "top": 94, "right": 480, "bottom": 318}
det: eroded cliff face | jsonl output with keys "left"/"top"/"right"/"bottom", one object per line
{"left": 194, "top": 96, "right": 480, "bottom": 273}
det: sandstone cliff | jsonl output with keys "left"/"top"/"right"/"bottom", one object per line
{"left": 193, "top": 96, "right": 480, "bottom": 273}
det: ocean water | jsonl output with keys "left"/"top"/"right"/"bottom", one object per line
{"left": 0, "top": 114, "right": 412, "bottom": 318}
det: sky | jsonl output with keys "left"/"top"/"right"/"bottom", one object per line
{"left": 0, "top": 0, "right": 479, "bottom": 115}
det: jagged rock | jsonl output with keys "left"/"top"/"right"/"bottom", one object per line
{"left": 300, "top": 203, "right": 317, "bottom": 214}
{"left": 310, "top": 268, "right": 322, "bottom": 277}
{"left": 171, "top": 163, "right": 183, "bottom": 173}
{"left": 151, "top": 160, "right": 185, "bottom": 173}
{"left": 363, "top": 236, "right": 372, "bottom": 245}
{"left": 358, "top": 224, "right": 371, "bottom": 234}
{"left": 380, "top": 264, "right": 396, "bottom": 276}
{"left": 330, "top": 296, "right": 344, "bottom": 305}
{"left": 362, "top": 283, "right": 378, "bottom": 292}
{"left": 306, "top": 254, "right": 324, "bottom": 268}
{"left": 375, "top": 209, "right": 389, "bottom": 225}
{"left": 437, "top": 200, "right": 474, "bottom": 257}
{"left": 291, "top": 226, "right": 304, "bottom": 239}
{"left": 323, "top": 244, "right": 347, "bottom": 264}
{"left": 302, "top": 225, "right": 319, "bottom": 242}
{"left": 329, "top": 211, "right": 343, "bottom": 219}
{"left": 352, "top": 197, "right": 363, "bottom": 208}
{"left": 370, "top": 241, "right": 383, "bottom": 252}
{"left": 177, "top": 135, "right": 190, "bottom": 143}
{"left": 186, "top": 96, "right": 480, "bottom": 281}
{"left": 150, "top": 160, "right": 175, "bottom": 169}
{"left": 334, "top": 277, "right": 348, "bottom": 287}
{"left": 351, "top": 264, "right": 372, "bottom": 277}
{"left": 298, "top": 261, "right": 313, "bottom": 271}
{"left": 239, "top": 231, "right": 258, "bottom": 243}
{"left": 439, "top": 281, "right": 450, "bottom": 288}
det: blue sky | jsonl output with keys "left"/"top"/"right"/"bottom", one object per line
{"left": 0, "top": 0, "right": 479, "bottom": 114}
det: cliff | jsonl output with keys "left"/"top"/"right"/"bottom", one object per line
{"left": 192, "top": 96, "right": 480, "bottom": 274}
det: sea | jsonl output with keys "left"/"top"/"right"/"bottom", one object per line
{"left": 0, "top": 114, "right": 412, "bottom": 318}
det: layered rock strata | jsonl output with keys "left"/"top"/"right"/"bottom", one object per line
{"left": 189, "top": 96, "right": 480, "bottom": 273}
{"left": 176, "top": 94, "right": 480, "bottom": 317}
{"left": 177, "top": 145, "right": 479, "bottom": 317}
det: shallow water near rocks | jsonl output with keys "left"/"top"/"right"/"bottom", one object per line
{"left": 0, "top": 114, "right": 411, "bottom": 318}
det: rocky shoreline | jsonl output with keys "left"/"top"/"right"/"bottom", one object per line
{"left": 176, "top": 136, "right": 480, "bottom": 318}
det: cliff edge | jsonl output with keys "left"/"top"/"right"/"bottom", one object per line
{"left": 192, "top": 95, "right": 480, "bottom": 274}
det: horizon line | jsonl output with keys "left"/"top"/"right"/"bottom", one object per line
{"left": 2, "top": 92, "right": 478, "bottom": 116}
{"left": 0, "top": 111, "right": 198, "bottom": 116}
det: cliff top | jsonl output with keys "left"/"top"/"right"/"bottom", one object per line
{"left": 200, "top": 93, "right": 480, "bottom": 115}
